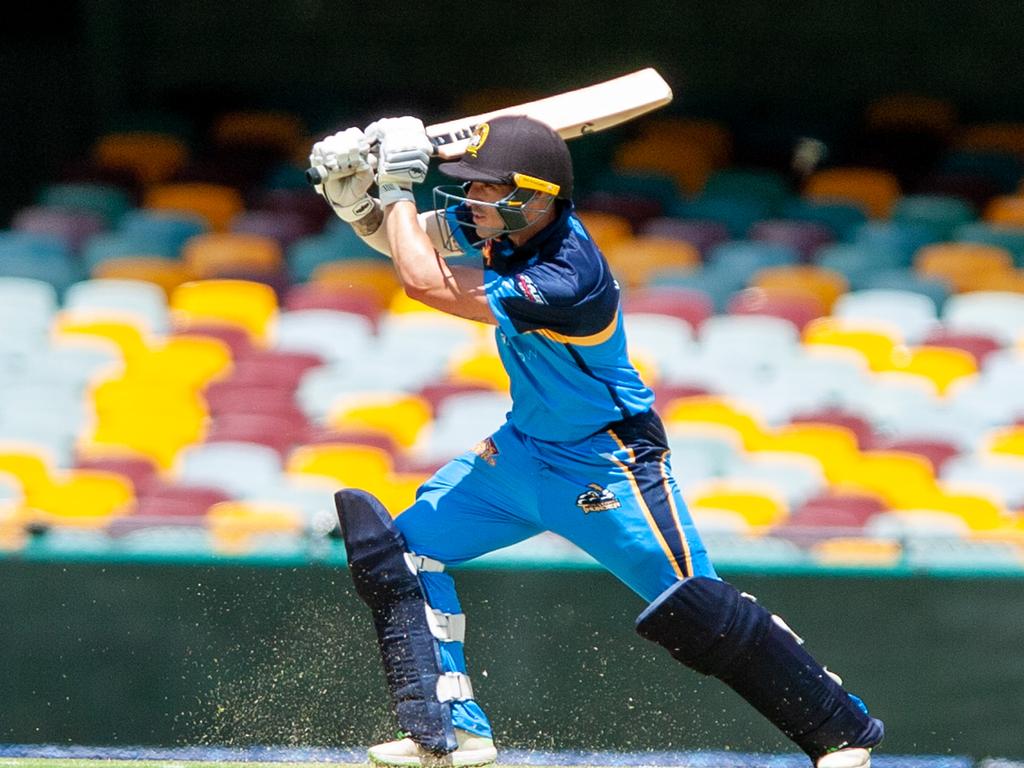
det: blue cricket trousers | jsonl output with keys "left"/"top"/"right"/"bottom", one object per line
{"left": 393, "top": 409, "right": 717, "bottom": 738}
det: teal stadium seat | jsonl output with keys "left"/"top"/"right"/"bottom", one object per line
{"left": 701, "top": 168, "right": 791, "bottom": 209}
{"left": 813, "top": 242, "right": 906, "bottom": 289}
{"left": 940, "top": 150, "right": 1024, "bottom": 195}
{"left": 892, "top": 194, "right": 976, "bottom": 239}
{"left": 83, "top": 232, "right": 181, "bottom": 269}
{"left": 117, "top": 210, "right": 207, "bottom": 255}
{"left": 954, "top": 221, "right": 1024, "bottom": 267}
{"left": 853, "top": 220, "right": 938, "bottom": 267}
{"left": 707, "top": 239, "right": 801, "bottom": 283}
{"left": 286, "top": 229, "right": 381, "bottom": 283}
{"left": 38, "top": 182, "right": 133, "bottom": 226}
{"left": 779, "top": 199, "right": 868, "bottom": 241}
{"left": 590, "top": 169, "right": 681, "bottom": 210}
{"left": 646, "top": 266, "right": 745, "bottom": 313}
{"left": 859, "top": 268, "right": 951, "bottom": 309}
{"left": 0, "top": 231, "right": 84, "bottom": 295}
{"left": 670, "top": 196, "right": 775, "bottom": 239}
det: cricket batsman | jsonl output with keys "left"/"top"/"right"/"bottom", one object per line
{"left": 309, "top": 114, "right": 884, "bottom": 767}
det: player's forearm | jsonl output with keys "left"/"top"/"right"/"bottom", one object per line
{"left": 349, "top": 200, "right": 392, "bottom": 255}
{"left": 384, "top": 201, "right": 447, "bottom": 294}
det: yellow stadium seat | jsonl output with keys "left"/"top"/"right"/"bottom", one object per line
{"left": 602, "top": 236, "right": 701, "bottom": 289}
{"left": 364, "top": 471, "right": 432, "bottom": 517}
{"left": 311, "top": 259, "right": 402, "bottom": 308}
{"left": 756, "top": 423, "right": 860, "bottom": 481}
{"left": 52, "top": 313, "right": 150, "bottom": 360}
{"left": 182, "top": 233, "right": 283, "bottom": 279}
{"left": 803, "top": 167, "right": 900, "bottom": 219}
{"left": 447, "top": 347, "right": 510, "bottom": 391}
{"left": 92, "top": 256, "right": 194, "bottom": 296}
{"left": 884, "top": 345, "right": 978, "bottom": 394}
{"left": 687, "top": 481, "right": 788, "bottom": 528}
{"left": 574, "top": 211, "right": 633, "bottom": 252}
{"left": 661, "top": 396, "right": 769, "bottom": 450}
{"left": 811, "top": 537, "right": 903, "bottom": 567}
{"left": 831, "top": 450, "right": 937, "bottom": 508}
{"left": 983, "top": 196, "right": 1024, "bottom": 226}
{"left": 327, "top": 393, "right": 433, "bottom": 450}
{"left": 958, "top": 123, "right": 1024, "bottom": 157}
{"left": 207, "top": 500, "right": 304, "bottom": 554}
{"left": 29, "top": 469, "right": 134, "bottom": 528}
{"left": 638, "top": 117, "right": 733, "bottom": 168}
{"left": 92, "top": 131, "right": 189, "bottom": 184}
{"left": 145, "top": 183, "right": 245, "bottom": 232}
{"left": 915, "top": 243, "right": 1014, "bottom": 293}
{"left": 984, "top": 425, "right": 1024, "bottom": 457}
{"left": 803, "top": 317, "right": 902, "bottom": 370}
{"left": 287, "top": 443, "right": 394, "bottom": 487}
{"left": 918, "top": 490, "right": 1011, "bottom": 531}
{"left": 170, "top": 279, "right": 278, "bottom": 342}
{"left": 613, "top": 137, "right": 715, "bottom": 195}
{"left": 0, "top": 445, "right": 55, "bottom": 506}
{"left": 211, "top": 110, "right": 306, "bottom": 152}
{"left": 126, "top": 335, "right": 234, "bottom": 389}
{"left": 751, "top": 265, "right": 849, "bottom": 312}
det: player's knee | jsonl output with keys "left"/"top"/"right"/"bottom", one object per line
{"left": 635, "top": 576, "right": 767, "bottom": 676}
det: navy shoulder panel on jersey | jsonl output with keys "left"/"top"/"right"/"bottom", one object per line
{"left": 496, "top": 214, "right": 619, "bottom": 338}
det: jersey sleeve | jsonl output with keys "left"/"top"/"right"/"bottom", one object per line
{"left": 486, "top": 255, "right": 619, "bottom": 340}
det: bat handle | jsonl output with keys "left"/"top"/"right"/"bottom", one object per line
{"left": 306, "top": 166, "right": 329, "bottom": 186}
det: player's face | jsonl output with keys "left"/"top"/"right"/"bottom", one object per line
{"left": 465, "top": 182, "right": 515, "bottom": 236}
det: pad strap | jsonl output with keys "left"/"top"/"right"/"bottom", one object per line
{"left": 426, "top": 605, "right": 467, "bottom": 643}
{"left": 405, "top": 552, "right": 446, "bottom": 573}
{"left": 436, "top": 672, "right": 475, "bottom": 702}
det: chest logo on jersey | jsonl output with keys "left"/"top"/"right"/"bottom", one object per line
{"left": 576, "top": 483, "right": 621, "bottom": 513}
{"left": 516, "top": 273, "right": 546, "bottom": 304}
{"left": 472, "top": 436, "right": 500, "bottom": 467}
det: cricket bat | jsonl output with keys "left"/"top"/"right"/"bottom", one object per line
{"left": 307, "top": 68, "right": 672, "bottom": 184}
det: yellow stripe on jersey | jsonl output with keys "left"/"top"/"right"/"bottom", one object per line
{"left": 606, "top": 431, "right": 685, "bottom": 580}
{"left": 533, "top": 312, "right": 618, "bottom": 346}
{"left": 658, "top": 448, "right": 694, "bottom": 577}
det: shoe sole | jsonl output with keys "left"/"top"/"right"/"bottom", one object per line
{"left": 369, "top": 751, "right": 497, "bottom": 768}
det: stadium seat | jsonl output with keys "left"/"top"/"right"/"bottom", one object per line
{"left": 789, "top": 406, "right": 876, "bottom": 449}
{"left": 665, "top": 425, "right": 742, "bottom": 482}
{"left": 622, "top": 286, "right": 715, "bottom": 329}
{"left": 750, "top": 265, "right": 849, "bottom": 312}
{"left": 707, "top": 239, "right": 800, "bottom": 284}
{"left": 865, "top": 94, "right": 957, "bottom": 134}
{"left": 287, "top": 442, "right": 394, "bottom": 487}
{"left": 287, "top": 231, "right": 381, "bottom": 282}
{"left": 283, "top": 283, "right": 384, "bottom": 326}
{"left": 170, "top": 279, "right": 278, "bottom": 341}
{"left": 638, "top": 116, "right": 733, "bottom": 168}
{"left": 144, "top": 183, "right": 245, "bottom": 232}
{"left": 702, "top": 168, "right": 791, "bottom": 207}
{"left": 182, "top": 232, "right": 284, "bottom": 279}
{"left": 174, "top": 441, "right": 283, "bottom": 497}
{"left": 327, "top": 392, "right": 433, "bottom": 451}
{"left": 64, "top": 278, "right": 171, "bottom": 333}
{"left": 686, "top": 481, "right": 789, "bottom": 528}
{"left": 803, "top": 316, "right": 902, "bottom": 370}
{"left": 724, "top": 451, "right": 826, "bottom": 507}
{"left": 858, "top": 268, "right": 951, "bottom": 309}
{"left": 310, "top": 259, "right": 402, "bottom": 308}
{"left": 789, "top": 491, "right": 888, "bottom": 529}
{"left": 671, "top": 196, "right": 775, "bottom": 239}
{"left": 661, "top": 395, "right": 769, "bottom": 450}
{"left": 853, "top": 220, "right": 937, "bottom": 265}
{"left": 52, "top": 314, "right": 151, "bottom": 360}
{"left": 864, "top": 509, "right": 972, "bottom": 539}
{"left": 810, "top": 537, "right": 903, "bottom": 567}
{"left": 748, "top": 219, "right": 835, "bottom": 263}
{"left": 588, "top": 169, "right": 681, "bottom": 210}
{"left": 915, "top": 242, "right": 1015, "bottom": 293}
{"left": 0, "top": 232, "right": 84, "bottom": 295}
{"left": 0, "top": 276, "right": 58, "bottom": 339}
{"left": 831, "top": 450, "right": 937, "bottom": 508}
{"left": 698, "top": 314, "right": 802, "bottom": 375}
{"left": 11, "top": 206, "right": 107, "bottom": 255}
{"left": 942, "top": 290, "right": 1024, "bottom": 344}
{"left": 779, "top": 199, "right": 868, "bottom": 241}
{"left": 891, "top": 194, "right": 976, "bottom": 239}
{"left": 82, "top": 232, "right": 181, "bottom": 270}
{"left": 212, "top": 110, "right": 305, "bottom": 153}
{"left": 92, "top": 131, "right": 189, "bottom": 184}
{"left": 574, "top": 210, "right": 634, "bottom": 249}
{"left": 613, "top": 136, "right": 715, "bottom": 196}
{"left": 602, "top": 236, "right": 701, "bottom": 289}
{"left": 118, "top": 209, "right": 208, "bottom": 255}
{"left": 638, "top": 217, "right": 730, "bottom": 258}
{"left": 206, "top": 499, "right": 305, "bottom": 554}
{"left": 38, "top": 182, "right": 133, "bottom": 226}
{"left": 28, "top": 469, "right": 135, "bottom": 528}
{"left": 872, "top": 437, "right": 960, "bottom": 474}
{"left": 832, "top": 288, "right": 939, "bottom": 344}
{"left": 74, "top": 453, "right": 160, "bottom": 494}
{"left": 803, "top": 167, "right": 901, "bottom": 219}
{"left": 272, "top": 309, "right": 375, "bottom": 365}
{"left": 93, "top": 255, "right": 193, "bottom": 299}
{"left": 757, "top": 422, "right": 861, "bottom": 481}
{"left": 576, "top": 191, "right": 663, "bottom": 230}
{"left": 940, "top": 454, "right": 1024, "bottom": 508}
{"left": 414, "top": 391, "right": 512, "bottom": 463}
{"left": 885, "top": 345, "right": 978, "bottom": 394}
{"left": 812, "top": 243, "right": 906, "bottom": 289}
{"left": 983, "top": 195, "right": 1024, "bottom": 226}
{"left": 920, "top": 328, "right": 1002, "bottom": 366}
{"left": 726, "top": 287, "right": 824, "bottom": 331}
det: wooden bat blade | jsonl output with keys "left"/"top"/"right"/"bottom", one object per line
{"left": 429, "top": 68, "right": 673, "bottom": 160}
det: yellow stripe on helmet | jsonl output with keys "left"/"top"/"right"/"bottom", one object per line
{"left": 513, "top": 173, "right": 561, "bottom": 196}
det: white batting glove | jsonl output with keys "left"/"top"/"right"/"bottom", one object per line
{"left": 309, "top": 128, "right": 377, "bottom": 222}
{"left": 365, "top": 117, "right": 434, "bottom": 206}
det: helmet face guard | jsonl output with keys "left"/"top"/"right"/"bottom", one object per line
{"left": 433, "top": 173, "right": 559, "bottom": 251}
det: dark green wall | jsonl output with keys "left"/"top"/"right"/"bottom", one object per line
{"left": 6, "top": 1, "right": 1024, "bottom": 222}
{"left": 3, "top": 560, "right": 1023, "bottom": 758}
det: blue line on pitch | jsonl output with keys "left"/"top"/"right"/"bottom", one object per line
{"left": 0, "top": 744, "right": 980, "bottom": 767}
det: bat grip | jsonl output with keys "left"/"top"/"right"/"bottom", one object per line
{"left": 306, "top": 166, "right": 329, "bottom": 186}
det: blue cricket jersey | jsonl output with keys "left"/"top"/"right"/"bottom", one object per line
{"left": 446, "top": 203, "right": 654, "bottom": 441}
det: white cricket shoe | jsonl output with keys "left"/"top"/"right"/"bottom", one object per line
{"left": 817, "top": 747, "right": 871, "bottom": 768}
{"left": 368, "top": 728, "right": 497, "bottom": 767}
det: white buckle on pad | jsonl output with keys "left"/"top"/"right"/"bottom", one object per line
{"left": 404, "top": 552, "right": 445, "bottom": 574}
{"left": 436, "top": 672, "right": 474, "bottom": 702}
{"left": 425, "top": 605, "right": 467, "bottom": 643}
